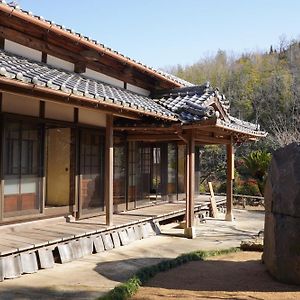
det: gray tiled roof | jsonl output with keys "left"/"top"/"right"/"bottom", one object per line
{"left": 0, "top": 50, "right": 266, "bottom": 136}
{"left": 0, "top": 0, "right": 193, "bottom": 88}
{"left": 156, "top": 84, "right": 266, "bottom": 136}
{"left": 0, "top": 50, "right": 176, "bottom": 119}
{"left": 156, "top": 83, "right": 230, "bottom": 123}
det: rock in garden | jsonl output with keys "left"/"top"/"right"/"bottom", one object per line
{"left": 263, "top": 142, "right": 300, "bottom": 284}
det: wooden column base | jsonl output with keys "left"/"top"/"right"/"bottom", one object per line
{"left": 184, "top": 226, "right": 196, "bottom": 239}
{"left": 225, "top": 211, "right": 234, "bottom": 221}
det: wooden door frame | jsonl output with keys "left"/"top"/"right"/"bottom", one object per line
{"left": 77, "top": 127, "right": 106, "bottom": 219}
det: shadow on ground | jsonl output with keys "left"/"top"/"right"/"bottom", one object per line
{"left": 94, "top": 257, "right": 168, "bottom": 282}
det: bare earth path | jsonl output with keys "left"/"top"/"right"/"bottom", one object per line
{"left": 132, "top": 252, "right": 300, "bottom": 300}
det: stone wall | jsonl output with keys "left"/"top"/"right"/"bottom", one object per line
{"left": 263, "top": 142, "right": 300, "bottom": 284}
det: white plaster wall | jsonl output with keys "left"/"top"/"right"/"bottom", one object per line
{"left": 45, "top": 101, "right": 74, "bottom": 122}
{"left": 127, "top": 83, "right": 150, "bottom": 96}
{"left": 4, "top": 40, "right": 42, "bottom": 62}
{"left": 2, "top": 92, "right": 40, "bottom": 116}
{"left": 84, "top": 68, "right": 123, "bottom": 88}
{"left": 47, "top": 55, "right": 74, "bottom": 72}
{"left": 79, "top": 108, "right": 106, "bottom": 127}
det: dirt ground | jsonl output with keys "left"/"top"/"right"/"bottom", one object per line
{"left": 132, "top": 252, "right": 300, "bottom": 300}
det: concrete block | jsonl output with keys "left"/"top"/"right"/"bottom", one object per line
{"left": 118, "top": 229, "right": 130, "bottom": 246}
{"left": 141, "top": 223, "right": 149, "bottom": 239}
{"left": 101, "top": 233, "right": 114, "bottom": 251}
{"left": 145, "top": 222, "right": 156, "bottom": 236}
{"left": 111, "top": 231, "right": 121, "bottom": 248}
{"left": 92, "top": 235, "right": 105, "bottom": 253}
{"left": 56, "top": 243, "right": 74, "bottom": 263}
{"left": 127, "top": 227, "right": 136, "bottom": 243}
{"left": 151, "top": 222, "right": 161, "bottom": 235}
{"left": 133, "top": 224, "right": 143, "bottom": 240}
{"left": 37, "top": 248, "right": 55, "bottom": 269}
{"left": 3, "top": 255, "right": 22, "bottom": 279}
{"left": 70, "top": 240, "right": 84, "bottom": 259}
{"left": 79, "top": 237, "right": 93, "bottom": 256}
{"left": 184, "top": 226, "right": 196, "bottom": 239}
{"left": 20, "top": 252, "right": 38, "bottom": 274}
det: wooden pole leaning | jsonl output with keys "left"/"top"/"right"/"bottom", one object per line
{"left": 225, "top": 136, "right": 234, "bottom": 221}
{"left": 105, "top": 114, "right": 114, "bottom": 226}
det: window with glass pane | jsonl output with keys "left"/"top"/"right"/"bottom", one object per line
{"left": 136, "top": 144, "right": 151, "bottom": 206}
{"left": 80, "top": 130, "right": 104, "bottom": 213}
{"left": 113, "top": 136, "right": 126, "bottom": 212}
{"left": 177, "top": 144, "right": 186, "bottom": 195}
{"left": 195, "top": 146, "right": 201, "bottom": 196}
{"left": 4, "top": 121, "right": 41, "bottom": 217}
{"left": 128, "top": 142, "right": 137, "bottom": 206}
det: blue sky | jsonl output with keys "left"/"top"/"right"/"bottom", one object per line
{"left": 17, "top": 0, "right": 300, "bottom": 69}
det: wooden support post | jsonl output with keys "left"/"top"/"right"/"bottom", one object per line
{"left": 225, "top": 138, "right": 234, "bottom": 221}
{"left": 105, "top": 114, "right": 114, "bottom": 226}
{"left": 184, "top": 132, "right": 196, "bottom": 238}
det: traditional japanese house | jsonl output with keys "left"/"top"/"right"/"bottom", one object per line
{"left": 0, "top": 0, "right": 266, "bottom": 252}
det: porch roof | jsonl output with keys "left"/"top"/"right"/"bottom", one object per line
{"left": 0, "top": 49, "right": 267, "bottom": 139}
{"left": 155, "top": 84, "right": 267, "bottom": 138}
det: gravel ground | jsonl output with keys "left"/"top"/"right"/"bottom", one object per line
{"left": 132, "top": 251, "right": 300, "bottom": 300}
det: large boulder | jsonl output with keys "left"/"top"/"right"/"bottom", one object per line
{"left": 263, "top": 142, "right": 300, "bottom": 284}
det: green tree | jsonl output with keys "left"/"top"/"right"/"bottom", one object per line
{"left": 243, "top": 150, "right": 272, "bottom": 196}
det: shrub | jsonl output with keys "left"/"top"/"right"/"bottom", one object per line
{"left": 235, "top": 179, "right": 261, "bottom": 196}
{"left": 98, "top": 247, "right": 239, "bottom": 300}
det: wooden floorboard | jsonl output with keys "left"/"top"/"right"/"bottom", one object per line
{"left": 0, "top": 198, "right": 225, "bottom": 256}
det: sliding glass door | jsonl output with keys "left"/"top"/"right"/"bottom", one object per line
{"left": 3, "top": 120, "right": 41, "bottom": 218}
{"left": 113, "top": 136, "right": 127, "bottom": 212}
{"left": 78, "top": 129, "right": 104, "bottom": 218}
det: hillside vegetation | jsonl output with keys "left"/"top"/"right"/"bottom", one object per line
{"left": 169, "top": 39, "right": 300, "bottom": 195}
{"left": 170, "top": 39, "right": 300, "bottom": 148}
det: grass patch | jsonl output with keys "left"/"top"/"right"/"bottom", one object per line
{"left": 98, "top": 247, "right": 239, "bottom": 300}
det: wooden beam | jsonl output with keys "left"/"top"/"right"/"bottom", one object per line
{"left": 0, "top": 7, "right": 182, "bottom": 89}
{"left": 114, "top": 126, "right": 174, "bottom": 131}
{"left": 208, "top": 182, "right": 218, "bottom": 218}
{"left": 185, "top": 132, "right": 195, "bottom": 238}
{"left": 105, "top": 114, "right": 114, "bottom": 226}
{"left": 194, "top": 133, "right": 231, "bottom": 145}
{"left": 181, "top": 119, "right": 217, "bottom": 129}
{"left": 0, "top": 36, "right": 4, "bottom": 49}
{"left": 41, "top": 52, "right": 47, "bottom": 63}
{"left": 0, "top": 92, "right": 2, "bottom": 112}
{"left": 0, "top": 20, "right": 175, "bottom": 91}
{"left": 74, "top": 61, "right": 86, "bottom": 74}
{"left": 127, "top": 134, "right": 180, "bottom": 142}
{"left": 225, "top": 136, "right": 234, "bottom": 221}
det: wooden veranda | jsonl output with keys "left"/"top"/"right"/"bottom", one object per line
{"left": 0, "top": 196, "right": 225, "bottom": 257}
{"left": 113, "top": 117, "right": 243, "bottom": 237}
